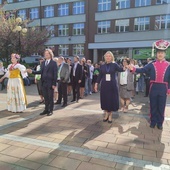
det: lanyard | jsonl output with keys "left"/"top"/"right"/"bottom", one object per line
{"left": 105, "top": 64, "right": 110, "bottom": 73}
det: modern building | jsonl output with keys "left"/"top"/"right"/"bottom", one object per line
{"left": 2, "top": 0, "right": 170, "bottom": 62}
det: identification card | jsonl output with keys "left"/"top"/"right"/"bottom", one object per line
{"left": 106, "top": 74, "right": 111, "bottom": 81}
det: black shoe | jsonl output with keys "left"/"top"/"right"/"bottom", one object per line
{"left": 150, "top": 124, "right": 155, "bottom": 128}
{"left": 47, "top": 111, "right": 53, "bottom": 116}
{"left": 144, "top": 95, "right": 148, "bottom": 97}
{"left": 108, "top": 120, "right": 112, "bottom": 124}
{"left": 61, "top": 104, "right": 67, "bottom": 107}
{"left": 103, "top": 118, "right": 108, "bottom": 122}
{"left": 55, "top": 101, "right": 61, "bottom": 105}
{"left": 157, "top": 125, "right": 163, "bottom": 130}
{"left": 40, "top": 110, "right": 48, "bottom": 115}
{"left": 71, "top": 100, "right": 75, "bottom": 102}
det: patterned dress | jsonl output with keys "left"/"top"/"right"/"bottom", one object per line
{"left": 5, "top": 64, "right": 27, "bottom": 112}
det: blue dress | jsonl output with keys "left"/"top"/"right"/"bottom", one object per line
{"left": 97, "top": 63, "right": 124, "bottom": 112}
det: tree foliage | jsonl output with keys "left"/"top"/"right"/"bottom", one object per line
{"left": 0, "top": 5, "right": 50, "bottom": 64}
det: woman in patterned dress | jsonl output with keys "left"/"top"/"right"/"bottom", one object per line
{"left": 0, "top": 53, "right": 27, "bottom": 113}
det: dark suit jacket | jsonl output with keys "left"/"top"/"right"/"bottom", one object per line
{"left": 33, "top": 60, "right": 58, "bottom": 87}
{"left": 59, "top": 63, "right": 70, "bottom": 83}
{"left": 71, "top": 63, "right": 82, "bottom": 83}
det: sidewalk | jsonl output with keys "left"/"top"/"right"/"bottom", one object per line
{"left": 0, "top": 85, "right": 170, "bottom": 170}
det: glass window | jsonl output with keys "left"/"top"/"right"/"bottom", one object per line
{"left": 135, "top": 0, "right": 151, "bottom": 7}
{"left": 116, "top": 0, "right": 130, "bottom": 9}
{"left": 7, "top": 0, "right": 13, "bottom": 3}
{"left": 46, "top": 26, "right": 55, "bottom": 37}
{"left": 97, "top": 21, "right": 111, "bottom": 34}
{"left": 98, "top": 0, "right": 111, "bottom": 11}
{"left": 155, "top": 15, "right": 170, "bottom": 30}
{"left": 73, "top": 23, "right": 85, "bottom": 35}
{"left": 44, "top": 6, "right": 54, "bottom": 18}
{"left": 58, "top": 24, "right": 69, "bottom": 36}
{"left": 30, "top": 8, "right": 39, "bottom": 20}
{"left": 59, "top": 45, "right": 69, "bottom": 56}
{"left": 18, "top": 9, "right": 27, "bottom": 20}
{"left": 116, "top": 19, "right": 129, "bottom": 32}
{"left": 0, "top": 0, "right": 2, "bottom": 4}
{"left": 156, "top": 0, "right": 170, "bottom": 4}
{"left": 134, "top": 17, "right": 150, "bottom": 31}
{"left": 18, "top": 0, "right": 25, "bottom": 1}
{"left": 73, "top": 1, "right": 85, "bottom": 14}
{"left": 73, "top": 44, "right": 84, "bottom": 55}
{"left": 58, "top": 3, "right": 69, "bottom": 16}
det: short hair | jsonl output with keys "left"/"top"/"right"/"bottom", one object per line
{"left": 122, "top": 58, "right": 130, "bottom": 65}
{"left": 58, "top": 56, "right": 64, "bottom": 60}
{"left": 74, "top": 56, "right": 80, "bottom": 61}
{"left": 87, "top": 60, "right": 91, "bottom": 63}
{"left": 44, "top": 49, "right": 54, "bottom": 59}
{"left": 104, "top": 51, "right": 115, "bottom": 62}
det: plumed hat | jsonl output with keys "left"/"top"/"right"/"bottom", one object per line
{"left": 152, "top": 39, "right": 170, "bottom": 57}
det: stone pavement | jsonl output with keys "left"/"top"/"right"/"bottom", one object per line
{"left": 0, "top": 85, "right": 170, "bottom": 170}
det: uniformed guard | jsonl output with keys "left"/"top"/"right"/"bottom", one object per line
{"left": 129, "top": 39, "right": 170, "bottom": 130}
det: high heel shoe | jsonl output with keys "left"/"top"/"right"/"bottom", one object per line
{"left": 103, "top": 117, "right": 108, "bottom": 122}
{"left": 108, "top": 120, "right": 112, "bottom": 124}
{"left": 108, "top": 113, "right": 112, "bottom": 123}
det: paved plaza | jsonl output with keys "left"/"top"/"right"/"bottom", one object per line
{"left": 0, "top": 85, "right": 170, "bottom": 170}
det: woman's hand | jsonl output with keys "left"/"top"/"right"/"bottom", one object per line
{"left": 94, "top": 83, "right": 98, "bottom": 92}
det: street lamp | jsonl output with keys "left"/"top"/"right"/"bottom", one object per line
{"left": 15, "top": 17, "right": 27, "bottom": 55}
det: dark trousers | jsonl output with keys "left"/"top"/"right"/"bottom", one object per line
{"left": 72, "top": 77, "right": 80, "bottom": 101}
{"left": 57, "top": 82, "right": 68, "bottom": 104}
{"left": 145, "top": 78, "right": 150, "bottom": 97}
{"left": 42, "top": 84, "right": 54, "bottom": 112}
{"left": 149, "top": 83, "right": 167, "bottom": 126}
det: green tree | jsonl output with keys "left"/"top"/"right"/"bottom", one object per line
{"left": 0, "top": 5, "right": 50, "bottom": 64}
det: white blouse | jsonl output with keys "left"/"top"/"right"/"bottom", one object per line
{"left": 4, "top": 63, "right": 26, "bottom": 78}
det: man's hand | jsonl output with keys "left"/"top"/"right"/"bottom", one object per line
{"left": 78, "top": 80, "right": 81, "bottom": 83}
{"left": 26, "top": 69, "right": 33, "bottom": 74}
{"left": 35, "top": 79, "right": 37, "bottom": 84}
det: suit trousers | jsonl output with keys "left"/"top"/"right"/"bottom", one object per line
{"left": 58, "top": 82, "right": 68, "bottom": 104}
{"left": 72, "top": 76, "right": 80, "bottom": 101}
{"left": 42, "top": 84, "right": 54, "bottom": 112}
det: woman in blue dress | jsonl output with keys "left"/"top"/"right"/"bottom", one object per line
{"left": 95, "top": 51, "right": 125, "bottom": 123}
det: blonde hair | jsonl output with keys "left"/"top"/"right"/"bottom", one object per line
{"left": 104, "top": 51, "right": 115, "bottom": 62}
{"left": 53, "top": 57, "right": 58, "bottom": 62}
{"left": 44, "top": 49, "right": 54, "bottom": 59}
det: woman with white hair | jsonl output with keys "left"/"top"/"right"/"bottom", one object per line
{"left": 95, "top": 51, "right": 125, "bottom": 123}
{"left": 0, "top": 53, "right": 27, "bottom": 113}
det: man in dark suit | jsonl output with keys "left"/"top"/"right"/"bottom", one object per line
{"left": 55, "top": 56, "right": 69, "bottom": 107}
{"left": 71, "top": 56, "right": 82, "bottom": 102}
{"left": 27, "top": 49, "right": 58, "bottom": 116}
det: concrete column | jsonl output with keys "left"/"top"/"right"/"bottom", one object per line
{"left": 93, "top": 49, "right": 98, "bottom": 63}
{"left": 128, "top": 48, "right": 133, "bottom": 58}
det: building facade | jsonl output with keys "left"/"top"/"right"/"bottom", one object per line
{"left": 2, "top": 0, "right": 170, "bottom": 62}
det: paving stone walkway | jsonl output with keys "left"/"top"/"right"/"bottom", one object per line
{"left": 0, "top": 85, "right": 170, "bottom": 170}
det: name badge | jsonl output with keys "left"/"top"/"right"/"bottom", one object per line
{"left": 106, "top": 74, "right": 111, "bottom": 81}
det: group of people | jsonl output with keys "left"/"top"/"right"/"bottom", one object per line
{"left": 0, "top": 39, "right": 170, "bottom": 130}
{"left": 95, "top": 40, "right": 170, "bottom": 130}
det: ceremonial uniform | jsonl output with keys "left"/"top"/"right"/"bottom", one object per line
{"left": 132, "top": 40, "right": 170, "bottom": 129}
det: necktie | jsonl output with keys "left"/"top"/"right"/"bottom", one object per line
{"left": 45, "top": 60, "right": 48, "bottom": 66}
